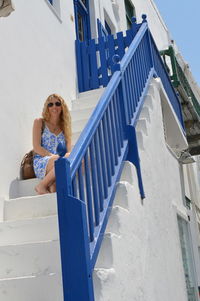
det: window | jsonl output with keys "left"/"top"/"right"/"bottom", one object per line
{"left": 124, "top": 0, "right": 136, "bottom": 29}
{"left": 74, "top": 0, "right": 91, "bottom": 41}
{"left": 177, "top": 216, "right": 199, "bottom": 301}
{"left": 46, "top": 0, "right": 61, "bottom": 17}
{"left": 105, "top": 20, "right": 112, "bottom": 35}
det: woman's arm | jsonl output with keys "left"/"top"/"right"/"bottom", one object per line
{"left": 32, "top": 118, "right": 52, "bottom": 157}
{"left": 64, "top": 138, "right": 72, "bottom": 158}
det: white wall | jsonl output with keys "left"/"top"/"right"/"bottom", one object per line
{"left": 95, "top": 79, "right": 190, "bottom": 301}
{"left": 0, "top": 0, "right": 77, "bottom": 197}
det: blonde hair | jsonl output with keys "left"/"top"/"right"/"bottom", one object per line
{"left": 42, "top": 94, "right": 72, "bottom": 144}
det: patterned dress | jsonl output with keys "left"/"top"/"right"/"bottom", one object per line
{"left": 33, "top": 125, "right": 66, "bottom": 179}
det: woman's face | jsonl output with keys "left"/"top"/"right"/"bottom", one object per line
{"left": 47, "top": 97, "right": 62, "bottom": 118}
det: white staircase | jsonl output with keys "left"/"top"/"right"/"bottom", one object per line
{"left": 0, "top": 85, "right": 154, "bottom": 300}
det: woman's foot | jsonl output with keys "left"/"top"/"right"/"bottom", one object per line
{"left": 35, "top": 183, "right": 49, "bottom": 195}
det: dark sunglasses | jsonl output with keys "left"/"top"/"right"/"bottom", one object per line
{"left": 47, "top": 101, "right": 61, "bottom": 108}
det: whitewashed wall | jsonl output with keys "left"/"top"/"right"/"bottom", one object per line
{"left": 0, "top": 0, "right": 77, "bottom": 197}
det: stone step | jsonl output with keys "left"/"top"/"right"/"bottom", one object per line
{"left": 4, "top": 193, "right": 57, "bottom": 221}
{"left": 0, "top": 273, "right": 63, "bottom": 301}
{"left": 72, "top": 88, "right": 104, "bottom": 110}
{"left": 0, "top": 215, "right": 59, "bottom": 246}
{"left": 78, "top": 87, "right": 104, "bottom": 100}
{"left": 70, "top": 107, "right": 94, "bottom": 122}
{"left": 0, "top": 240, "right": 61, "bottom": 279}
{"left": 71, "top": 118, "right": 89, "bottom": 133}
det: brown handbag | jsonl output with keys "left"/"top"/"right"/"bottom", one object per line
{"left": 20, "top": 120, "right": 45, "bottom": 180}
{"left": 20, "top": 150, "right": 36, "bottom": 180}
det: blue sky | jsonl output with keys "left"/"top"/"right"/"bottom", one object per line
{"left": 153, "top": 0, "right": 200, "bottom": 86}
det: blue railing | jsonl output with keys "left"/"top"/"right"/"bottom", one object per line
{"left": 55, "top": 16, "right": 184, "bottom": 301}
{"left": 76, "top": 17, "right": 141, "bottom": 92}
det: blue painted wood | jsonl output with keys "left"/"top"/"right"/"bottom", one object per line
{"left": 126, "top": 125, "right": 145, "bottom": 199}
{"left": 98, "top": 36, "right": 109, "bottom": 86}
{"left": 98, "top": 124, "right": 108, "bottom": 198}
{"left": 102, "top": 115, "right": 112, "bottom": 187}
{"left": 55, "top": 157, "right": 94, "bottom": 301}
{"left": 75, "top": 40, "right": 84, "bottom": 92}
{"left": 112, "top": 94, "right": 121, "bottom": 157}
{"left": 116, "top": 32, "right": 125, "bottom": 60}
{"left": 78, "top": 162, "right": 85, "bottom": 202}
{"left": 84, "top": 150, "right": 95, "bottom": 242}
{"left": 94, "top": 132, "right": 104, "bottom": 212}
{"left": 81, "top": 41, "right": 90, "bottom": 91}
{"left": 107, "top": 35, "right": 116, "bottom": 74}
{"left": 89, "top": 39, "right": 99, "bottom": 89}
{"left": 108, "top": 103, "right": 118, "bottom": 165}
{"left": 90, "top": 140, "right": 100, "bottom": 226}
{"left": 105, "top": 108, "right": 115, "bottom": 173}
{"left": 72, "top": 174, "right": 78, "bottom": 198}
{"left": 115, "top": 88, "right": 125, "bottom": 147}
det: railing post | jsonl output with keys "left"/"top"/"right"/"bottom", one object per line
{"left": 55, "top": 146, "right": 94, "bottom": 301}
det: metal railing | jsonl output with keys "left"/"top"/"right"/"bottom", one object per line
{"left": 160, "top": 46, "right": 200, "bottom": 117}
{"left": 55, "top": 16, "right": 184, "bottom": 301}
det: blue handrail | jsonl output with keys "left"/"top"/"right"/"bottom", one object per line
{"left": 55, "top": 17, "right": 184, "bottom": 301}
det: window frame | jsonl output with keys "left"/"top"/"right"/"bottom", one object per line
{"left": 74, "top": 0, "right": 91, "bottom": 41}
{"left": 124, "top": 0, "right": 136, "bottom": 29}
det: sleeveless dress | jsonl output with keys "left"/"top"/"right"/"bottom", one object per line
{"left": 33, "top": 125, "right": 66, "bottom": 179}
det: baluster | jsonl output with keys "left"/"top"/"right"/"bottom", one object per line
{"left": 127, "top": 62, "right": 135, "bottom": 117}
{"left": 89, "top": 141, "right": 100, "bottom": 226}
{"left": 135, "top": 49, "right": 142, "bottom": 98}
{"left": 107, "top": 105, "right": 118, "bottom": 167}
{"left": 115, "top": 88, "right": 124, "bottom": 147}
{"left": 94, "top": 132, "right": 104, "bottom": 212}
{"left": 102, "top": 115, "right": 112, "bottom": 186}
{"left": 133, "top": 55, "right": 140, "bottom": 105}
{"left": 78, "top": 162, "right": 85, "bottom": 202}
{"left": 135, "top": 48, "right": 142, "bottom": 95}
{"left": 142, "top": 35, "right": 148, "bottom": 78}
{"left": 104, "top": 111, "right": 115, "bottom": 175}
{"left": 112, "top": 94, "right": 121, "bottom": 157}
{"left": 84, "top": 149, "right": 94, "bottom": 242}
{"left": 129, "top": 58, "right": 137, "bottom": 113}
{"left": 125, "top": 71, "right": 132, "bottom": 123}
{"left": 138, "top": 42, "right": 145, "bottom": 88}
{"left": 72, "top": 174, "right": 78, "bottom": 198}
{"left": 98, "top": 123, "right": 108, "bottom": 198}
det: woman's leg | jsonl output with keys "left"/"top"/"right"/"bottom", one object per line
{"left": 35, "top": 156, "right": 58, "bottom": 194}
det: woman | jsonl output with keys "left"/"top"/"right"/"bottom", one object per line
{"left": 33, "top": 94, "right": 72, "bottom": 194}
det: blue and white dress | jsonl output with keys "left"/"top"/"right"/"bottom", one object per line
{"left": 33, "top": 125, "right": 66, "bottom": 179}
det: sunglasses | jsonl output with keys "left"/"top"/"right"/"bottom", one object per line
{"left": 47, "top": 101, "right": 61, "bottom": 108}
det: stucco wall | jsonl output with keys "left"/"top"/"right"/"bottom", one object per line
{"left": 137, "top": 80, "right": 189, "bottom": 300}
